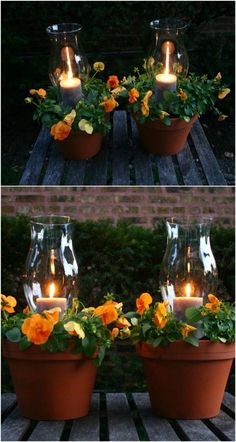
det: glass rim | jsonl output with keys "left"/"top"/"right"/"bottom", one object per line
{"left": 166, "top": 217, "right": 213, "bottom": 227}
{"left": 46, "top": 23, "right": 82, "bottom": 35}
{"left": 150, "top": 18, "right": 189, "bottom": 31}
{"left": 30, "top": 215, "right": 74, "bottom": 226}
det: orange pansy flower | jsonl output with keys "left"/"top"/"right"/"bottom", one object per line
{"left": 205, "top": 294, "right": 221, "bottom": 313}
{"left": 50, "top": 121, "right": 71, "bottom": 141}
{"left": 30, "top": 88, "right": 47, "bottom": 99}
{"left": 154, "top": 302, "right": 168, "bottom": 329}
{"left": 218, "top": 88, "right": 230, "bottom": 99}
{"left": 93, "top": 300, "right": 118, "bottom": 325}
{"left": 100, "top": 95, "right": 118, "bottom": 112}
{"left": 116, "top": 317, "right": 131, "bottom": 329}
{"left": 136, "top": 292, "right": 153, "bottom": 315}
{"left": 128, "top": 88, "right": 139, "bottom": 104}
{"left": 107, "top": 75, "right": 119, "bottom": 89}
{"left": 43, "top": 307, "right": 61, "bottom": 325}
{"left": 110, "top": 327, "right": 119, "bottom": 339}
{"left": 140, "top": 90, "right": 152, "bottom": 117}
{"left": 23, "top": 306, "right": 30, "bottom": 315}
{"left": 1, "top": 295, "right": 17, "bottom": 314}
{"left": 180, "top": 324, "right": 197, "bottom": 337}
{"left": 21, "top": 313, "right": 54, "bottom": 345}
{"left": 178, "top": 88, "right": 188, "bottom": 101}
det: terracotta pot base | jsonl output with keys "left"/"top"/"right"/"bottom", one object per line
{"left": 58, "top": 131, "right": 103, "bottom": 160}
{"left": 135, "top": 115, "right": 198, "bottom": 156}
{"left": 137, "top": 340, "right": 234, "bottom": 419}
{"left": 3, "top": 341, "right": 97, "bottom": 420}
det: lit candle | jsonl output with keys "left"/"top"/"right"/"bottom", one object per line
{"left": 36, "top": 282, "right": 67, "bottom": 316}
{"left": 155, "top": 41, "right": 177, "bottom": 103}
{"left": 60, "top": 46, "right": 82, "bottom": 107}
{"left": 173, "top": 283, "right": 203, "bottom": 321}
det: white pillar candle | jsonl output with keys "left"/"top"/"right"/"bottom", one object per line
{"left": 36, "top": 297, "right": 67, "bottom": 315}
{"left": 155, "top": 41, "right": 177, "bottom": 103}
{"left": 60, "top": 77, "right": 82, "bottom": 108}
{"left": 173, "top": 296, "right": 203, "bottom": 321}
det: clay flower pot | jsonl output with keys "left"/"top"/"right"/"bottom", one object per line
{"left": 3, "top": 341, "right": 97, "bottom": 420}
{"left": 135, "top": 114, "right": 198, "bottom": 156}
{"left": 58, "top": 130, "right": 103, "bottom": 160}
{"left": 137, "top": 340, "right": 235, "bottom": 419}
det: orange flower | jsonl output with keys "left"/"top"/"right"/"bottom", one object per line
{"left": 140, "top": 90, "right": 152, "bottom": 117}
{"left": 178, "top": 88, "right": 188, "bottom": 101}
{"left": 1, "top": 295, "right": 17, "bottom": 314}
{"left": 136, "top": 292, "right": 152, "bottom": 315}
{"left": 154, "top": 302, "right": 168, "bottom": 329}
{"left": 180, "top": 324, "right": 197, "bottom": 337}
{"left": 214, "top": 72, "right": 222, "bottom": 81}
{"left": 21, "top": 313, "right": 54, "bottom": 345}
{"left": 30, "top": 88, "right": 47, "bottom": 99}
{"left": 64, "top": 321, "right": 85, "bottom": 339}
{"left": 100, "top": 95, "right": 118, "bottom": 112}
{"left": 50, "top": 121, "right": 71, "bottom": 141}
{"left": 205, "top": 294, "right": 221, "bottom": 313}
{"left": 93, "top": 300, "right": 118, "bottom": 325}
{"left": 120, "top": 326, "right": 131, "bottom": 338}
{"left": 43, "top": 307, "right": 61, "bottom": 325}
{"left": 116, "top": 317, "right": 131, "bottom": 329}
{"left": 218, "top": 88, "right": 230, "bottom": 99}
{"left": 93, "top": 62, "right": 105, "bottom": 72}
{"left": 110, "top": 327, "right": 119, "bottom": 339}
{"left": 128, "top": 88, "right": 139, "bottom": 104}
{"left": 218, "top": 114, "right": 228, "bottom": 121}
{"left": 107, "top": 75, "right": 119, "bottom": 89}
{"left": 23, "top": 306, "right": 30, "bottom": 315}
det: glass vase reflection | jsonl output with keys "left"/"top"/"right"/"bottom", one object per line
{"left": 148, "top": 18, "right": 189, "bottom": 78}
{"left": 159, "top": 218, "right": 218, "bottom": 313}
{"left": 23, "top": 216, "right": 79, "bottom": 316}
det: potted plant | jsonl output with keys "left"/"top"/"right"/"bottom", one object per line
{"left": 1, "top": 293, "right": 130, "bottom": 420}
{"left": 126, "top": 292, "right": 235, "bottom": 419}
{"left": 25, "top": 62, "right": 118, "bottom": 160}
{"left": 119, "top": 63, "right": 230, "bottom": 155}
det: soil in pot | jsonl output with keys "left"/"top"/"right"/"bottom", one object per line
{"left": 3, "top": 341, "right": 97, "bottom": 420}
{"left": 135, "top": 115, "right": 198, "bottom": 156}
{"left": 137, "top": 340, "right": 235, "bottom": 419}
{"left": 58, "top": 130, "right": 103, "bottom": 160}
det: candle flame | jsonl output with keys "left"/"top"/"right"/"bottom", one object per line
{"left": 164, "top": 42, "right": 170, "bottom": 75}
{"left": 186, "top": 283, "right": 191, "bottom": 297}
{"left": 50, "top": 250, "right": 56, "bottom": 276}
{"left": 49, "top": 282, "right": 55, "bottom": 298}
{"left": 187, "top": 262, "right": 190, "bottom": 273}
{"left": 66, "top": 46, "right": 73, "bottom": 80}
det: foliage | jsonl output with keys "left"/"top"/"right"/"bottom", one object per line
{"left": 1, "top": 216, "right": 235, "bottom": 310}
{"left": 25, "top": 65, "right": 116, "bottom": 137}
{"left": 119, "top": 65, "right": 230, "bottom": 125}
{"left": 128, "top": 293, "right": 235, "bottom": 347}
{"left": 1, "top": 295, "right": 129, "bottom": 365}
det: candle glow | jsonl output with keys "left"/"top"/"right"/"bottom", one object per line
{"left": 155, "top": 41, "right": 177, "bottom": 103}
{"left": 60, "top": 46, "right": 82, "bottom": 107}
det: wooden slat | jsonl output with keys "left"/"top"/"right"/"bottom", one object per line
{"left": 177, "top": 420, "right": 219, "bottom": 441}
{"left": 19, "top": 127, "right": 51, "bottom": 185}
{"left": 112, "top": 111, "right": 130, "bottom": 185}
{"left": 69, "top": 394, "right": 100, "bottom": 441}
{"left": 106, "top": 393, "right": 139, "bottom": 441}
{"left": 132, "top": 393, "right": 180, "bottom": 441}
{"left": 190, "top": 121, "right": 227, "bottom": 185}
{"left": 130, "top": 117, "right": 154, "bottom": 185}
{"left": 64, "top": 160, "right": 87, "bottom": 185}
{"left": 89, "top": 140, "right": 109, "bottom": 185}
{"left": 1, "top": 406, "right": 30, "bottom": 441}
{"left": 1, "top": 393, "right": 17, "bottom": 415}
{"left": 155, "top": 156, "right": 179, "bottom": 185}
{"left": 42, "top": 142, "right": 66, "bottom": 185}
{"left": 223, "top": 392, "right": 235, "bottom": 413}
{"left": 28, "top": 421, "right": 64, "bottom": 441}
{"left": 176, "top": 141, "right": 202, "bottom": 185}
{"left": 209, "top": 410, "right": 235, "bottom": 441}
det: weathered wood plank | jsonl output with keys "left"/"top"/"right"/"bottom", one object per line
{"left": 1, "top": 393, "right": 17, "bottom": 415}
{"left": 106, "top": 393, "right": 139, "bottom": 441}
{"left": 42, "top": 142, "right": 66, "bottom": 185}
{"left": 89, "top": 139, "right": 109, "bottom": 185}
{"left": 1, "top": 406, "right": 30, "bottom": 441}
{"left": 19, "top": 127, "right": 51, "bottom": 185}
{"left": 64, "top": 160, "right": 87, "bottom": 185}
{"left": 176, "top": 141, "right": 202, "bottom": 185}
{"left": 190, "top": 120, "right": 227, "bottom": 185}
{"left": 177, "top": 419, "right": 219, "bottom": 441}
{"left": 222, "top": 392, "right": 235, "bottom": 413}
{"left": 155, "top": 156, "right": 179, "bottom": 185}
{"left": 208, "top": 410, "right": 235, "bottom": 440}
{"left": 130, "top": 117, "right": 154, "bottom": 185}
{"left": 132, "top": 393, "right": 180, "bottom": 441}
{"left": 112, "top": 111, "right": 130, "bottom": 185}
{"left": 28, "top": 421, "right": 64, "bottom": 441}
{"left": 69, "top": 394, "right": 100, "bottom": 441}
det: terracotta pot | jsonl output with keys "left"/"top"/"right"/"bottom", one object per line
{"left": 3, "top": 341, "right": 97, "bottom": 420}
{"left": 137, "top": 340, "right": 235, "bottom": 419}
{"left": 135, "top": 114, "right": 198, "bottom": 156}
{"left": 58, "top": 130, "right": 103, "bottom": 160}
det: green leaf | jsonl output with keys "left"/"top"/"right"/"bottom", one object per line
{"left": 162, "top": 117, "right": 171, "bottom": 126}
{"left": 184, "top": 335, "right": 199, "bottom": 347}
{"left": 152, "top": 336, "right": 162, "bottom": 347}
{"left": 98, "top": 345, "right": 106, "bottom": 365}
{"left": 19, "top": 336, "right": 32, "bottom": 350}
{"left": 142, "top": 323, "right": 152, "bottom": 334}
{"left": 218, "top": 337, "right": 227, "bottom": 343}
{"left": 5, "top": 327, "right": 21, "bottom": 342}
{"left": 125, "top": 311, "right": 137, "bottom": 318}
{"left": 185, "top": 307, "right": 202, "bottom": 323}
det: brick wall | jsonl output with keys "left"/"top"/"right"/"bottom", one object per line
{"left": 1, "top": 186, "right": 235, "bottom": 228}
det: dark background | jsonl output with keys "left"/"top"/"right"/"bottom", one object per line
{"left": 1, "top": 1, "right": 235, "bottom": 184}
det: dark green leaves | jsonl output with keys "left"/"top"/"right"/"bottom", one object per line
{"left": 5, "top": 327, "right": 21, "bottom": 342}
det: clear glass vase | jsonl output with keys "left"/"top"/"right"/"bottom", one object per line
{"left": 148, "top": 18, "right": 189, "bottom": 78}
{"left": 23, "top": 216, "right": 79, "bottom": 316}
{"left": 159, "top": 218, "right": 218, "bottom": 318}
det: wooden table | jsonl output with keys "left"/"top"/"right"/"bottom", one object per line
{"left": 2, "top": 391, "right": 235, "bottom": 441}
{"left": 20, "top": 111, "right": 227, "bottom": 186}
